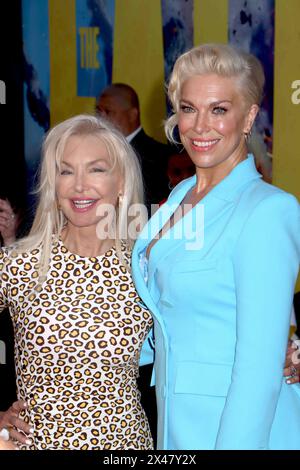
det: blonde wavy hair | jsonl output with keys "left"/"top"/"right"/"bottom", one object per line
{"left": 165, "top": 43, "right": 265, "bottom": 143}
{"left": 14, "top": 114, "right": 145, "bottom": 281}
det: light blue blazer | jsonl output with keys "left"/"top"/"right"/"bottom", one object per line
{"left": 133, "top": 156, "right": 300, "bottom": 450}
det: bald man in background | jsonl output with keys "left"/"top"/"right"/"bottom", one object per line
{"left": 96, "top": 83, "right": 170, "bottom": 214}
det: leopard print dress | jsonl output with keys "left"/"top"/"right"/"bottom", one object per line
{"left": 0, "top": 239, "right": 154, "bottom": 450}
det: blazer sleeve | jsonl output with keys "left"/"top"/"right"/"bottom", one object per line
{"left": 215, "top": 192, "right": 300, "bottom": 449}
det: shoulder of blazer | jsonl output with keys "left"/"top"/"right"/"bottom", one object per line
{"left": 230, "top": 178, "right": 300, "bottom": 241}
{"left": 243, "top": 177, "right": 299, "bottom": 206}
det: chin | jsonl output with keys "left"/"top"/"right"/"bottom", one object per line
{"left": 67, "top": 219, "right": 98, "bottom": 229}
{"left": 193, "top": 158, "right": 218, "bottom": 168}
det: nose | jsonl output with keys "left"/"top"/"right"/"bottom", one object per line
{"left": 74, "top": 170, "right": 88, "bottom": 193}
{"left": 193, "top": 110, "right": 210, "bottom": 134}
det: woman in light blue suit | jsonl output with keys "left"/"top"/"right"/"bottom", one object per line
{"left": 132, "top": 44, "right": 300, "bottom": 449}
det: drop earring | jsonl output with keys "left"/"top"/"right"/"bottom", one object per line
{"left": 244, "top": 129, "right": 252, "bottom": 142}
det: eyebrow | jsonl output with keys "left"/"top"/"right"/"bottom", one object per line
{"left": 60, "top": 158, "right": 108, "bottom": 167}
{"left": 180, "top": 99, "right": 232, "bottom": 106}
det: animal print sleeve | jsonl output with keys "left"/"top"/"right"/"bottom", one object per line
{"left": 0, "top": 248, "right": 9, "bottom": 312}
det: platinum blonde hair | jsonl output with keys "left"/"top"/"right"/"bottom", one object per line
{"left": 14, "top": 114, "right": 145, "bottom": 281}
{"left": 165, "top": 43, "right": 265, "bottom": 143}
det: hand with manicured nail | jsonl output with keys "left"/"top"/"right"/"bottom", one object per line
{"left": 284, "top": 340, "right": 300, "bottom": 384}
{"left": 0, "top": 198, "right": 18, "bottom": 246}
{"left": 0, "top": 400, "right": 33, "bottom": 447}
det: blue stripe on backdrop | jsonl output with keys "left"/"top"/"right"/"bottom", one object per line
{"left": 76, "top": 0, "right": 115, "bottom": 98}
{"left": 161, "top": 0, "right": 194, "bottom": 113}
{"left": 22, "top": 0, "right": 50, "bottom": 208}
{"left": 229, "top": 0, "right": 275, "bottom": 156}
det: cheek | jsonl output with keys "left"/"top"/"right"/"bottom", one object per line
{"left": 55, "top": 181, "right": 63, "bottom": 199}
{"left": 178, "top": 114, "right": 193, "bottom": 134}
{"left": 56, "top": 180, "right": 69, "bottom": 198}
{"left": 217, "top": 117, "right": 243, "bottom": 137}
{"left": 102, "top": 178, "right": 121, "bottom": 200}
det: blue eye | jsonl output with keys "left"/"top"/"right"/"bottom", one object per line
{"left": 180, "top": 105, "right": 194, "bottom": 113}
{"left": 91, "top": 167, "right": 105, "bottom": 173}
{"left": 212, "top": 106, "right": 227, "bottom": 115}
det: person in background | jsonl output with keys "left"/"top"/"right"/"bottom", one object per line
{"left": 166, "top": 148, "right": 195, "bottom": 191}
{"left": 0, "top": 198, "right": 18, "bottom": 246}
{"left": 132, "top": 43, "right": 300, "bottom": 450}
{"left": 159, "top": 148, "right": 195, "bottom": 206}
{"left": 96, "top": 83, "right": 170, "bottom": 213}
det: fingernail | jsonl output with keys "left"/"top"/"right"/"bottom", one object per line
{"left": 26, "top": 438, "right": 32, "bottom": 445}
{"left": 286, "top": 379, "right": 291, "bottom": 384}
{"left": 29, "top": 427, "right": 34, "bottom": 434}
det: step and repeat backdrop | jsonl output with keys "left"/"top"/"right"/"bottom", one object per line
{"left": 22, "top": 0, "right": 275, "bottom": 198}
{"left": 0, "top": 0, "right": 295, "bottom": 243}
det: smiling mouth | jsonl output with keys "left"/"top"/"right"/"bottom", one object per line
{"left": 71, "top": 199, "right": 98, "bottom": 210}
{"left": 192, "top": 139, "right": 219, "bottom": 148}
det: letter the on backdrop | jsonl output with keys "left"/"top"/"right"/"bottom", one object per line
{"left": 76, "top": 0, "right": 115, "bottom": 97}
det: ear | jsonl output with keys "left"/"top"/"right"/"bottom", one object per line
{"left": 128, "top": 107, "right": 139, "bottom": 124}
{"left": 243, "top": 104, "right": 259, "bottom": 134}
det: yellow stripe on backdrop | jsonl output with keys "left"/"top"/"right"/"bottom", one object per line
{"left": 49, "top": 0, "right": 95, "bottom": 126}
{"left": 113, "top": 0, "right": 166, "bottom": 142}
{"left": 194, "top": 0, "right": 228, "bottom": 46}
{"left": 273, "top": 0, "right": 300, "bottom": 292}
{"left": 273, "top": 0, "right": 300, "bottom": 199}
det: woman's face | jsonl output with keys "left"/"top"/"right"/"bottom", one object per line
{"left": 178, "top": 73, "right": 258, "bottom": 172}
{"left": 56, "top": 134, "right": 123, "bottom": 232}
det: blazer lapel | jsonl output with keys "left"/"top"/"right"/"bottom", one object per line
{"left": 134, "top": 176, "right": 196, "bottom": 255}
{"left": 132, "top": 155, "right": 262, "bottom": 304}
{"left": 132, "top": 177, "right": 195, "bottom": 306}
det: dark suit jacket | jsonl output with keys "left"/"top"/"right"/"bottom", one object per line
{"left": 131, "top": 129, "right": 170, "bottom": 214}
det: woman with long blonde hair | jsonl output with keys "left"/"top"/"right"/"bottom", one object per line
{"left": 0, "top": 114, "right": 153, "bottom": 450}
